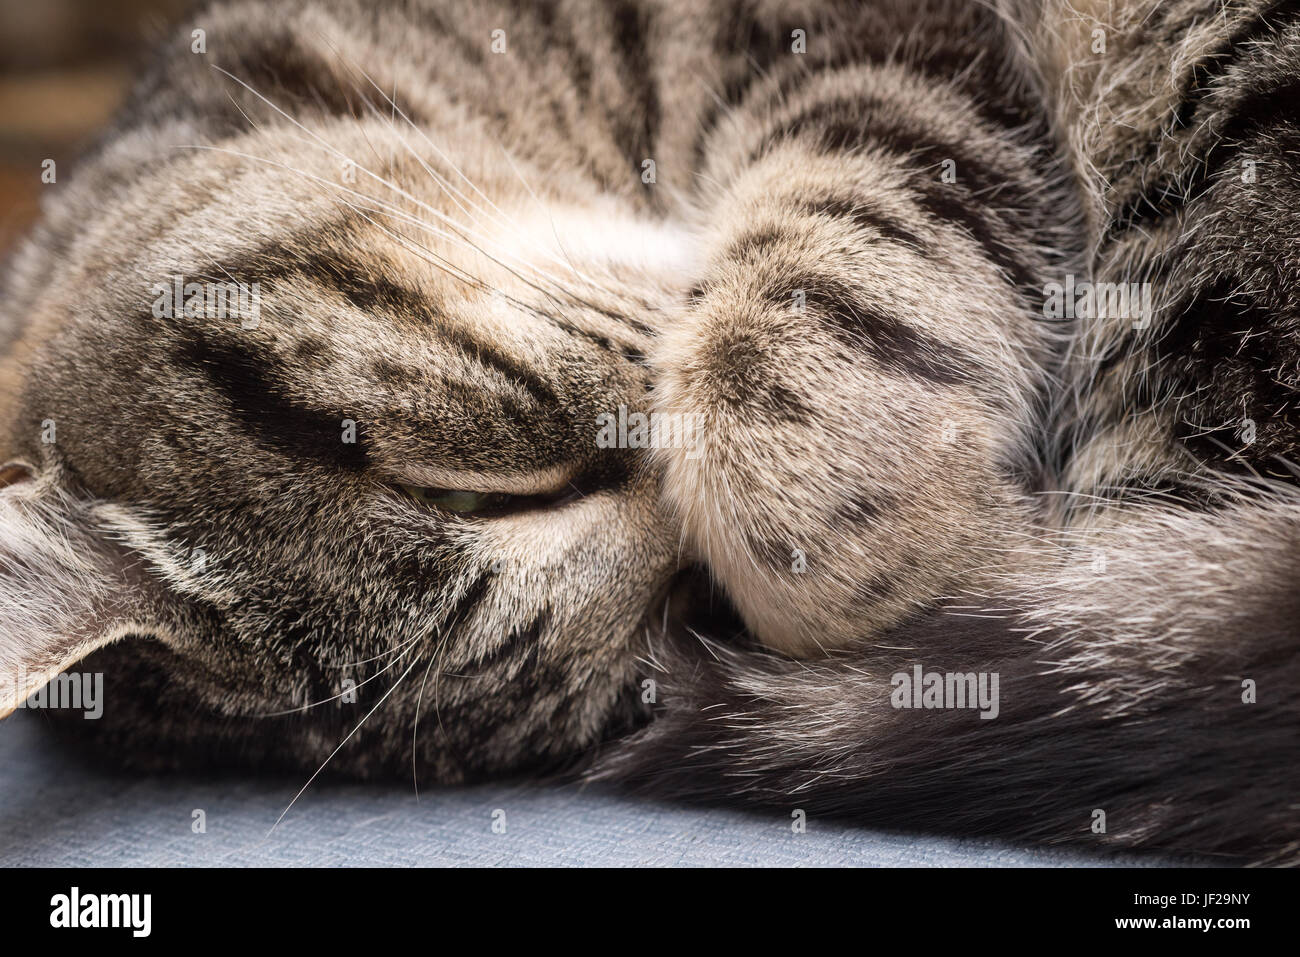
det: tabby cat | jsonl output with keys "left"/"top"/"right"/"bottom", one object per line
{"left": 1, "top": 0, "right": 1297, "bottom": 864}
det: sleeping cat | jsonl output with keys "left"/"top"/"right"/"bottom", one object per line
{"left": 1, "top": 0, "right": 1297, "bottom": 864}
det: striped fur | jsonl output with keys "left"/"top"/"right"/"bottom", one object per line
{"left": 0, "top": 0, "right": 1295, "bottom": 862}
{"left": 603, "top": 0, "right": 1300, "bottom": 864}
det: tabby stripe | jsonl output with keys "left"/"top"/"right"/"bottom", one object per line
{"left": 440, "top": 571, "right": 493, "bottom": 642}
{"left": 691, "top": 99, "right": 732, "bottom": 175}
{"left": 690, "top": 0, "right": 816, "bottom": 173}
{"left": 691, "top": 59, "right": 805, "bottom": 175}
{"left": 424, "top": 8, "right": 489, "bottom": 69}
{"left": 212, "top": 237, "right": 561, "bottom": 409}
{"left": 1108, "top": 74, "right": 1300, "bottom": 238}
{"left": 767, "top": 277, "right": 974, "bottom": 386}
{"left": 722, "top": 225, "right": 791, "bottom": 263}
{"left": 521, "top": 0, "right": 622, "bottom": 191}
{"left": 570, "top": 298, "right": 656, "bottom": 339}
{"left": 696, "top": 18, "right": 1026, "bottom": 176}
{"left": 750, "top": 93, "right": 1039, "bottom": 294}
{"left": 274, "top": 252, "right": 438, "bottom": 321}
{"left": 175, "top": 330, "right": 370, "bottom": 471}
{"left": 803, "top": 197, "right": 929, "bottom": 253}
{"left": 751, "top": 92, "right": 1019, "bottom": 204}
{"left": 608, "top": 0, "right": 660, "bottom": 181}
{"left": 207, "top": 224, "right": 446, "bottom": 320}
{"left": 852, "top": 571, "right": 897, "bottom": 609}
{"left": 465, "top": 609, "right": 550, "bottom": 673}
{"left": 723, "top": 199, "right": 927, "bottom": 265}
{"left": 901, "top": 43, "right": 1034, "bottom": 134}
{"left": 832, "top": 489, "right": 893, "bottom": 526}
{"left": 1108, "top": 0, "right": 1300, "bottom": 233}
{"left": 1173, "top": 0, "right": 1300, "bottom": 130}
{"left": 434, "top": 325, "right": 562, "bottom": 408}
{"left": 743, "top": 528, "right": 799, "bottom": 573}
{"left": 526, "top": 302, "right": 648, "bottom": 362}
{"left": 528, "top": 0, "right": 593, "bottom": 98}
{"left": 225, "top": 33, "right": 363, "bottom": 118}
{"left": 908, "top": 178, "right": 1040, "bottom": 296}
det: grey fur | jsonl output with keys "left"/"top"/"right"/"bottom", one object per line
{"left": 0, "top": 0, "right": 1295, "bottom": 863}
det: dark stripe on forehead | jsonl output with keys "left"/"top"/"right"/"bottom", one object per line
{"left": 691, "top": 2, "right": 800, "bottom": 171}
{"left": 529, "top": 0, "right": 594, "bottom": 98}
{"left": 417, "top": 4, "right": 490, "bottom": 69}
{"left": 694, "top": 0, "right": 1025, "bottom": 177}
{"left": 175, "top": 330, "right": 370, "bottom": 471}
{"left": 519, "top": 0, "right": 620, "bottom": 191}
{"left": 207, "top": 236, "right": 565, "bottom": 410}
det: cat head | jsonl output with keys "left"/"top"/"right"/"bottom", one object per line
{"left": 0, "top": 93, "right": 697, "bottom": 780}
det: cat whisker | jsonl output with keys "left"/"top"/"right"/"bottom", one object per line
{"left": 336, "top": 196, "right": 551, "bottom": 316}
{"left": 410, "top": 627, "right": 458, "bottom": 802}
{"left": 215, "top": 61, "right": 622, "bottom": 308}
{"left": 175, "top": 144, "right": 515, "bottom": 304}
{"left": 210, "top": 66, "right": 533, "bottom": 273}
{"left": 210, "top": 65, "right": 658, "bottom": 342}
{"left": 269, "top": 650, "right": 424, "bottom": 835}
{"left": 253, "top": 630, "right": 424, "bottom": 717}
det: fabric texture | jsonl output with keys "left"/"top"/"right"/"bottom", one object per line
{"left": 0, "top": 712, "right": 1198, "bottom": 867}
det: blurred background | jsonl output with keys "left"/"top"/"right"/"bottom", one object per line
{"left": 0, "top": 0, "right": 188, "bottom": 254}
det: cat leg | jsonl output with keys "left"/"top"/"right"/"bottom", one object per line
{"left": 655, "top": 63, "right": 1070, "bottom": 655}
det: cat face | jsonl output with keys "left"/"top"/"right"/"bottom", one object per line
{"left": 0, "top": 116, "right": 693, "bottom": 780}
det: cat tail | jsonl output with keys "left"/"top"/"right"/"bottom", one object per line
{"left": 591, "top": 492, "right": 1300, "bottom": 865}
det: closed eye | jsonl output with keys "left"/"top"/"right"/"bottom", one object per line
{"left": 396, "top": 483, "right": 582, "bottom": 517}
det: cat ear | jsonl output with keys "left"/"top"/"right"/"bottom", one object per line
{"left": 0, "top": 462, "right": 153, "bottom": 718}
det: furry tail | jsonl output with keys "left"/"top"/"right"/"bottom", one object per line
{"left": 593, "top": 494, "right": 1300, "bottom": 865}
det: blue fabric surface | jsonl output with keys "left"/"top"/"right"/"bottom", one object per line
{"left": 0, "top": 711, "right": 1188, "bottom": 867}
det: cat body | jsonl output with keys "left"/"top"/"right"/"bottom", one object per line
{"left": 0, "top": 0, "right": 1296, "bottom": 863}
